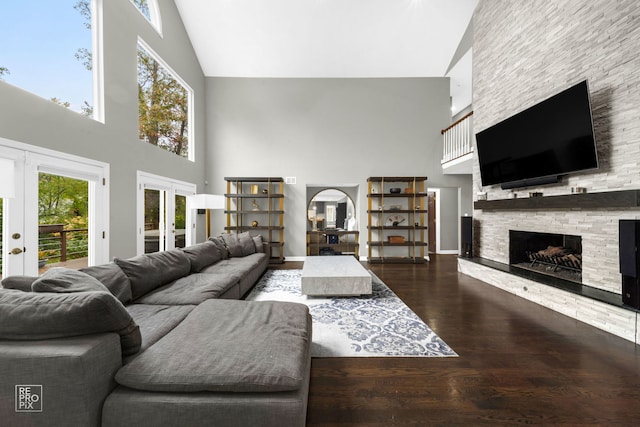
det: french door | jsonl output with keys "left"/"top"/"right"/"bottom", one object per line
{"left": 0, "top": 146, "right": 26, "bottom": 278}
{"left": 137, "top": 171, "right": 196, "bottom": 255}
{"left": 0, "top": 140, "right": 109, "bottom": 279}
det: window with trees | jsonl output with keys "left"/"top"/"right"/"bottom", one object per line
{"left": 137, "top": 40, "right": 192, "bottom": 160}
{"left": 130, "top": 0, "right": 162, "bottom": 34}
{"left": 0, "top": 0, "right": 99, "bottom": 118}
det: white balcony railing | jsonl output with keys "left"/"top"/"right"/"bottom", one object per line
{"left": 441, "top": 111, "right": 473, "bottom": 164}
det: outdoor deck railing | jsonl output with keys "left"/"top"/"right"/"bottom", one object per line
{"left": 0, "top": 227, "right": 88, "bottom": 274}
{"left": 39, "top": 226, "right": 89, "bottom": 264}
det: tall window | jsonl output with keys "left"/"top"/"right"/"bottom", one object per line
{"left": 0, "top": 0, "right": 98, "bottom": 118}
{"left": 137, "top": 41, "right": 192, "bottom": 160}
{"left": 130, "top": 0, "right": 162, "bottom": 34}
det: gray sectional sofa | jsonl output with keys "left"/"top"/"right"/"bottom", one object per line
{"left": 0, "top": 233, "right": 312, "bottom": 427}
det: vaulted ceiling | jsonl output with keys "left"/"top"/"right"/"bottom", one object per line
{"left": 175, "top": 0, "right": 478, "bottom": 112}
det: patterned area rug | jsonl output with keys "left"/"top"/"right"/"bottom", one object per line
{"left": 245, "top": 269, "right": 457, "bottom": 358}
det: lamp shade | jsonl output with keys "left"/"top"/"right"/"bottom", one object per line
{"left": 0, "top": 158, "right": 15, "bottom": 198}
{"left": 186, "top": 194, "right": 225, "bottom": 210}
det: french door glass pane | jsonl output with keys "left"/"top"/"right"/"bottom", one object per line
{"left": 144, "top": 189, "right": 165, "bottom": 253}
{"left": 175, "top": 194, "right": 186, "bottom": 248}
{"left": 38, "top": 173, "right": 89, "bottom": 273}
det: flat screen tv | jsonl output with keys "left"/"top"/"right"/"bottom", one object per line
{"left": 475, "top": 80, "right": 598, "bottom": 189}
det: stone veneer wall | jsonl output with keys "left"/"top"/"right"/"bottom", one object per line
{"left": 472, "top": 0, "right": 640, "bottom": 294}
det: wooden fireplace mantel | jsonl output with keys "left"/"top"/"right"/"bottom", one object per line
{"left": 474, "top": 189, "right": 640, "bottom": 210}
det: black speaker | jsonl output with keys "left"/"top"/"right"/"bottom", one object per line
{"left": 461, "top": 216, "right": 473, "bottom": 258}
{"left": 619, "top": 220, "right": 640, "bottom": 308}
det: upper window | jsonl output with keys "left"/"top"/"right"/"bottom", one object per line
{"left": 137, "top": 40, "right": 193, "bottom": 160}
{"left": 130, "top": 0, "right": 162, "bottom": 34}
{"left": 0, "top": 0, "right": 98, "bottom": 118}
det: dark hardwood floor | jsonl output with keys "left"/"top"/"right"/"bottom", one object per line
{"left": 273, "top": 255, "right": 640, "bottom": 426}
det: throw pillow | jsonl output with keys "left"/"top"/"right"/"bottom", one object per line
{"left": 114, "top": 249, "right": 190, "bottom": 300}
{"left": 237, "top": 232, "right": 256, "bottom": 256}
{"left": 252, "top": 235, "right": 264, "bottom": 253}
{"left": 182, "top": 241, "right": 222, "bottom": 273}
{"left": 32, "top": 268, "right": 110, "bottom": 293}
{"left": 0, "top": 289, "right": 141, "bottom": 356}
{"left": 221, "top": 233, "right": 243, "bottom": 257}
{"left": 79, "top": 263, "right": 133, "bottom": 304}
{"left": 1, "top": 276, "right": 38, "bottom": 292}
{"left": 209, "top": 236, "right": 230, "bottom": 259}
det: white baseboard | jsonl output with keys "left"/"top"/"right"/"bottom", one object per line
{"left": 437, "top": 250, "right": 460, "bottom": 255}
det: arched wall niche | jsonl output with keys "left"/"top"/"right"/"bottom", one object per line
{"left": 306, "top": 185, "right": 358, "bottom": 231}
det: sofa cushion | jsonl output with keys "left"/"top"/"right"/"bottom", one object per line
{"left": 221, "top": 233, "right": 243, "bottom": 257}
{"left": 209, "top": 236, "right": 230, "bottom": 259}
{"left": 238, "top": 232, "right": 257, "bottom": 255}
{"left": 125, "top": 304, "right": 195, "bottom": 359}
{"left": 32, "top": 268, "right": 110, "bottom": 293}
{"left": 1, "top": 275, "right": 38, "bottom": 291}
{"left": 222, "top": 232, "right": 255, "bottom": 257}
{"left": 115, "top": 299, "right": 311, "bottom": 393}
{"left": 0, "top": 289, "right": 141, "bottom": 356}
{"left": 80, "top": 263, "right": 133, "bottom": 303}
{"left": 200, "top": 253, "right": 266, "bottom": 280}
{"left": 181, "top": 241, "right": 222, "bottom": 273}
{"left": 134, "top": 273, "right": 240, "bottom": 305}
{"left": 253, "top": 235, "right": 264, "bottom": 253}
{"left": 114, "top": 249, "right": 190, "bottom": 300}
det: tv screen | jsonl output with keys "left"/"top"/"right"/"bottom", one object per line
{"left": 476, "top": 80, "right": 598, "bottom": 189}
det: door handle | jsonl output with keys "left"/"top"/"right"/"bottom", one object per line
{"left": 11, "top": 247, "right": 23, "bottom": 255}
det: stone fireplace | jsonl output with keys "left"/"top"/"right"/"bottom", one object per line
{"left": 509, "top": 230, "right": 582, "bottom": 284}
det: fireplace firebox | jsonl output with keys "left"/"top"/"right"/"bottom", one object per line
{"left": 509, "top": 230, "right": 582, "bottom": 283}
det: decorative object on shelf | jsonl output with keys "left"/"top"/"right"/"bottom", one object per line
{"left": 386, "top": 215, "right": 406, "bottom": 227}
{"left": 252, "top": 199, "right": 259, "bottom": 210}
{"left": 388, "top": 235, "right": 406, "bottom": 243}
{"left": 250, "top": 184, "right": 259, "bottom": 194}
{"left": 404, "top": 185, "right": 414, "bottom": 194}
{"left": 251, "top": 220, "right": 259, "bottom": 228}
{"left": 389, "top": 204, "right": 402, "bottom": 211}
{"left": 529, "top": 192, "right": 543, "bottom": 198}
{"left": 390, "top": 187, "right": 401, "bottom": 194}
{"left": 262, "top": 188, "right": 268, "bottom": 194}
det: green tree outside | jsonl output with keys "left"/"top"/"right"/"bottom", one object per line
{"left": 137, "top": 47, "right": 190, "bottom": 157}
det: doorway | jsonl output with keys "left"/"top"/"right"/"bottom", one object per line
{"left": 427, "top": 191, "right": 437, "bottom": 253}
{"left": 136, "top": 171, "right": 195, "bottom": 255}
{"left": 0, "top": 140, "right": 109, "bottom": 278}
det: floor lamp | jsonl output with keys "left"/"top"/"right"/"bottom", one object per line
{"left": 187, "top": 194, "right": 225, "bottom": 241}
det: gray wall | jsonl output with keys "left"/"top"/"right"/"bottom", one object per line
{"left": 472, "top": 0, "right": 640, "bottom": 292}
{"left": 0, "top": 0, "right": 206, "bottom": 259}
{"left": 205, "top": 77, "right": 472, "bottom": 257}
